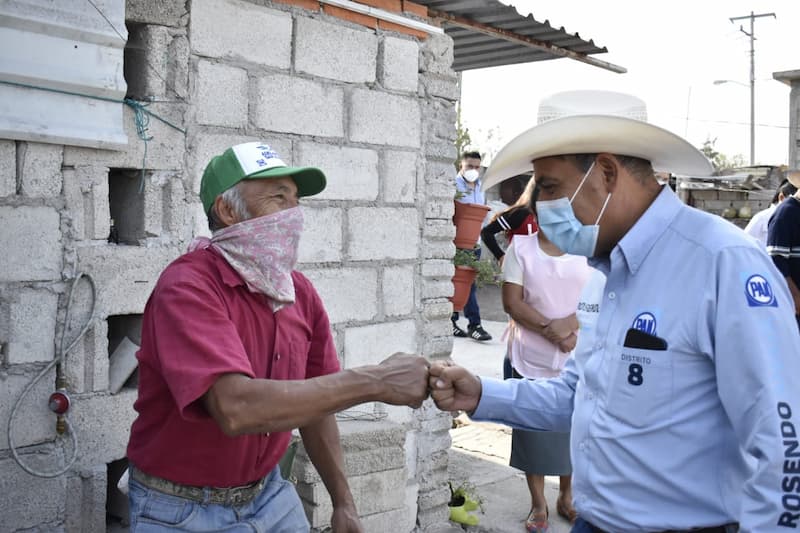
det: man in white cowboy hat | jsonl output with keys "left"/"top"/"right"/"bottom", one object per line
{"left": 126, "top": 142, "right": 429, "bottom": 532}
{"left": 430, "top": 91, "right": 800, "bottom": 532}
{"left": 767, "top": 170, "right": 800, "bottom": 330}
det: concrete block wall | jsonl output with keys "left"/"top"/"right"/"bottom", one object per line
{"left": 1, "top": 0, "right": 459, "bottom": 530}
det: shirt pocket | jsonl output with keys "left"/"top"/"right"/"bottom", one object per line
{"left": 604, "top": 344, "right": 673, "bottom": 428}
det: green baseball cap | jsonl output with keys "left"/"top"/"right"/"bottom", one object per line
{"left": 200, "top": 142, "right": 327, "bottom": 213}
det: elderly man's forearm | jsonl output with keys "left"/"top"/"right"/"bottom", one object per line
{"left": 205, "top": 368, "right": 393, "bottom": 436}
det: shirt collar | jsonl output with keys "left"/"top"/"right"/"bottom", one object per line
{"left": 590, "top": 186, "right": 683, "bottom": 275}
{"left": 207, "top": 247, "right": 246, "bottom": 287}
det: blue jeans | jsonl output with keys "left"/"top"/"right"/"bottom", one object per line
{"left": 571, "top": 517, "right": 594, "bottom": 532}
{"left": 128, "top": 466, "right": 309, "bottom": 532}
{"left": 452, "top": 248, "right": 482, "bottom": 328}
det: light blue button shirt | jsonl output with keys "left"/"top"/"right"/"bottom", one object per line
{"left": 472, "top": 186, "right": 800, "bottom": 532}
{"left": 455, "top": 174, "right": 485, "bottom": 206}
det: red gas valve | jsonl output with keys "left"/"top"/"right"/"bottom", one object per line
{"left": 48, "top": 390, "right": 70, "bottom": 415}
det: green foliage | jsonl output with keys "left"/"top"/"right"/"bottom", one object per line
{"left": 700, "top": 137, "right": 747, "bottom": 173}
{"left": 454, "top": 103, "right": 473, "bottom": 171}
{"left": 453, "top": 248, "right": 500, "bottom": 287}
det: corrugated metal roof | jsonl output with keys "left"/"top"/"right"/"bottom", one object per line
{"left": 414, "top": 0, "right": 618, "bottom": 72}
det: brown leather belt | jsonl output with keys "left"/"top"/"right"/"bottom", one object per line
{"left": 129, "top": 466, "right": 266, "bottom": 506}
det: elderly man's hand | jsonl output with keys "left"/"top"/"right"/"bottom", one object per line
{"left": 375, "top": 353, "right": 430, "bottom": 408}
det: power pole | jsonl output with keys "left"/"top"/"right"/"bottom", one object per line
{"left": 729, "top": 11, "right": 776, "bottom": 166}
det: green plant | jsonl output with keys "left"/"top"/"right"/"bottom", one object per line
{"left": 453, "top": 248, "right": 501, "bottom": 287}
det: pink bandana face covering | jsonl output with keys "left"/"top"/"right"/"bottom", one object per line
{"left": 209, "top": 206, "right": 304, "bottom": 310}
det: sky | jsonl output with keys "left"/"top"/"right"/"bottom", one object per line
{"left": 459, "top": 0, "right": 799, "bottom": 167}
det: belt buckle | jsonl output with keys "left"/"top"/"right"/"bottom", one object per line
{"left": 228, "top": 489, "right": 245, "bottom": 506}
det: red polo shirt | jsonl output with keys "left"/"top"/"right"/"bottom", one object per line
{"left": 126, "top": 247, "right": 340, "bottom": 487}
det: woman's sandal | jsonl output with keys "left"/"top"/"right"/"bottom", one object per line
{"left": 556, "top": 497, "right": 578, "bottom": 524}
{"left": 524, "top": 507, "right": 549, "bottom": 533}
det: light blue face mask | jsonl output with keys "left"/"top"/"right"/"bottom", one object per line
{"left": 535, "top": 161, "right": 612, "bottom": 257}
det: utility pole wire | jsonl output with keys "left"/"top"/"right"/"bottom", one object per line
{"left": 729, "top": 11, "right": 776, "bottom": 165}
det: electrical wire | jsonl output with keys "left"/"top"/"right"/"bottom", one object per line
{"left": 7, "top": 273, "right": 96, "bottom": 478}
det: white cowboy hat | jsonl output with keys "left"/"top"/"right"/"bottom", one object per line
{"left": 786, "top": 170, "right": 800, "bottom": 189}
{"left": 483, "top": 90, "right": 714, "bottom": 189}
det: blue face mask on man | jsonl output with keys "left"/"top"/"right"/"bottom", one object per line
{"left": 535, "top": 161, "right": 612, "bottom": 257}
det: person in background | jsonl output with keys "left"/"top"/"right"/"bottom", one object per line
{"left": 746, "top": 178, "right": 796, "bottom": 248}
{"left": 430, "top": 90, "right": 800, "bottom": 533}
{"left": 500, "top": 182, "right": 592, "bottom": 532}
{"left": 766, "top": 170, "right": 800, "bottom": 329}
{"left": 452, "top": 150, "right": 492, "bottom": 341}
{"left": 481, "top": 175, "right": 539, "bottom": 265}
{"left": 126, "top": 142, "right": 430, "bottom": 532}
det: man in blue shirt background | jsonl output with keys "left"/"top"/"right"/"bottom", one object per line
{"left": 767, "top": 170, "right": 800, "bottom": 330}
{"left": 432, "top": 90, "right": 800, "bottom": 533}
{"left": 452, "top": 150, "right": 492, "bottom": 342}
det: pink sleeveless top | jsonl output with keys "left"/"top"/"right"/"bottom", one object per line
{"left": 507, "top": 234, "right": 592, "bottom": 379}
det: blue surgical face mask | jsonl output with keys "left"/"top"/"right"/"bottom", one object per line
{"left": 535, "top": 161, "right": 612, "bottom": 257}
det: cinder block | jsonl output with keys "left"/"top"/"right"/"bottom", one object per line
{"left": 294, "top": 419, "right": 406, "bottom": 480}
{"left": 417, "top": 428, "right": 450, "bottom": 459}
{"left": 76, "top": 244, "right": 180, "bottom": 316}
{"left": 425, "top": 160, "right": 457, "bottom": 186}
{"left": 163, "top": 173, "right": 188, "bottom": 237}
{"left": 63, "top": 322, "right": 110, "bottom": 394}
{"left": 194, "top": 60, "right": 248, "bottom": 127}
{"left": 125, "top": 24, "right": 171, "bottom": 99}
{"left": 0, "top": 456, "right": 66, "bottom": 531}
{"left": 142, "top": 171, "right": 183, "bottom": 238}
{"left": 419, "top": 33, "right": 454, "bottom": 76}
{"left": 424, "top": 198, "right": 455, "bottom": 220}
{"left": 125, "top": 0, "right": 187, "bottom": 26}
{"left": 302, "top": 267, "right": 377, "bottom": 323}
{"left": 383, "top": 150, "right": 418, "bottom": 204}
{"left": 359, "top": 504, "right": 417, "bottom": 533}
{"left": 421, "top": 73, "right": 460, "bottom": 101}
{"left": 423, "top": 239, "right": 455, "bottom": 260}
{"left": 0, "top": 206, "right": 61, "bottom": 282}
{"left": 6, "top": 288, "right": 58, "bottom": 364}
{"left": 168, "top": 34, "right": 191, "bottom": 99}
{"left": 718, "top": 190, "right": 748, "bottom": 201}
{"left": 421, "top": 300, "right": 452, "bottom": 320}
{"left": 404, "top": 431, "right": 419, "bottom": 478}
{"left": 65, "top": 465, "right": 107, "bottom": 533}
{"left": 423, "top": 219, "right": 455, "bottom": 240}
{"left": 297, "top": 207, "right": 343, "bottom": 263}
{"left": 0, "top": 139, "right": 16, "bottom": 197}
{"left": 296, "top": 142, "right": 379, "bottom": 201}
{"left": 0, "top": 369, "right": 58, "bottom": 451}
{"left": 64, "top": 103, "right": 186, "bottom": 171}
{"left": 296, "top": 17, "right": 377, "bottom": 83}
{"left": 422, "top": 279, "right": 453, "bottom": 300}
{"left": 383, "top": 265, "right": 415, "bottom": 316}
{"left": 70, "top": 388, "right": 138, "bottom": 470}
{"left": 254, "top": 75, "right": 344, "bottom": 138}
{"left": 189, "top": 132, "right": 291, "bottom": 194}
{"left": 690, "top": 189, "right": 718, "bottom": 201}
{"left": 421, "top": 335, "right": 452, "bottom": 358}
{"left": 421, "top": 259, "right": 454, "bottom": 279}
{"left": 298, "top": 467, "right": 407, "bottom": 527}
{"left": 347, "top": 207, "right": 419, "bottom": 260}
{"left": 63, "top": 166, "right": 111, "bottom": 241}
{"left": 190, "top": 0, "right": 292, "bottom": 67}
{"left": 18, "top": 142, "right": 62, "bottom": 198}
{"left": 343, "top": 320, "right": 417, "bottom": 368}
{"left": 349, "top": 89, "right": 421, "bottom": 148}
{"left": 381, "top": 36, "right": 419, "bottom": 92}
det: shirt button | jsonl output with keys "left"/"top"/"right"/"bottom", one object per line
{"left": 608, "top": 292, "right": 616, "bottom": 300}
{"left": 579, "top": 442, "right": 586, "bottom": 451}
{"left": 276, "top": 353, "right": 281, "bottom": 360}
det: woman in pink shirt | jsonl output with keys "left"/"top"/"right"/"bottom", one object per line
{"left": 501, "top": 182, "right": 592, "bottom": 532}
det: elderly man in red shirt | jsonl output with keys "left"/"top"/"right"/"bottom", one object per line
{"left": 126, "top": 142, "right": 429, "bottom": 532}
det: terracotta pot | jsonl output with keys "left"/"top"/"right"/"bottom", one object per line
{"left": 453, "top": 201, "right": 491, "bottom": 250}
{"left": 450, "top": 266, "right": 478, "bottom": 311}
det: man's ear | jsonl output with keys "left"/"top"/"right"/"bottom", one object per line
{"left": 213, "top": 195, "right": 238, "bottom": 227}
{"left": 595, "top": 153, "right": 620, "bottom": 193}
